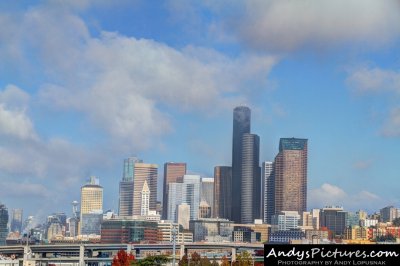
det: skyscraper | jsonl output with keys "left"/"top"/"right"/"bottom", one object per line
{"left": 10, "top": 208, "right": 23, "bottom": 233}
{"left": 262, "top": 161, "right": 274, "bottom": 224}
{"left": 80, "top": 176, "right": 103, "bottom": 235}
{"left": 167, "top": 175, "right": 201, "bottom": 222}
{"left": 274, "top": 138, "right": 308, "bottom": 215}
{"left": 119, "top": 157, "right": 158, "bottom": 216}
{"left": 213, "top": 166, "right": 232, "bottom": 220}
{"left": 80, "top": 176, "right": 103, "bottom": 216}
{"left": 162, "top": 162, "right": 186, "bottom": 219}
{"left": 119, "top": 157, "right": 141, "bottom": 216}
{"left": 0, "top": 203, "right": 8, "bottom": 246}
{"left": 241, "top": 133, "right": 261, "bottom": 223}
{"left": 231, "top": 106, "right": 261, "bottom": 223}
{"left": 141, "top": 180, "right": 150, "bottom": 216}
{"left": 200, "top": 177, "right": 214, "bottom": 216}
{"left": 231, "top": 106, "right": 251, "bottom": 223}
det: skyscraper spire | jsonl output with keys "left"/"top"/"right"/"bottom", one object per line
{"left": 141, "top": 180, "right": 150, "bottom": 216}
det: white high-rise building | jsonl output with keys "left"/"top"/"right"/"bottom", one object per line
{"left": 177, "top": 203, "right": 190, "bottom": 230}
{"left": 141, "top": 180, "right": 150, "bottom": 216}
{"left": 262, "top": 161, "right": 274, "bottom": 223}
{"left": 271, "top": 211, "right": 300, "bottom": 232}
{"left": 200, "top": 177, "right": 214, "bottom": 216}
{"left": 168, "top": 175, "right": 201, "bottom": 222}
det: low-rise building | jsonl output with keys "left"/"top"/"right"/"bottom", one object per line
{"left": 189, "top": 218, "right": 233, "bottom": 242}
{"left": 101, "top": 218, "right": 158, "bottom": 243}
{"left": 305, "top": 227, "right": 329, "bottom": 242}
{"left": 232, "top": 226, "right": 260, "bottom": 243}
{"left": 157, "top": 220, "right": 193, "bottom": 243}
{"left": 269, "top": 230, "right": 305, "bottom": 244}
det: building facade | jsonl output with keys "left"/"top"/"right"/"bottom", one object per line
{"left": 101, "top": 219, "right": 158, "bottom": 243}
{"left": 10, "top": 209, "right": 23, "bottom": 234}
{"left": 0, "top": 203, "right": 8, "bottom": 246}
{"left": 119, "top": 158, "right": 158, "bottom": 217}
{"left": 320, "top": 207, "right": 347, "bottom": 237}
{"left": 198, "top": 200, "right": 212, "bottom": 219}
{"left": 141, "top": 180, "right": 150, "bottom": 216}
{"left": 157, "top": 220, "right": 193, "bottom": 243}
{"left": 189, "top": 218, "right": 233, "bottom": 242}
{"left": 200, "top": 177, "right": 214, "bottom": 216}
{"left": 167, "top": 175, "right": 201, "bottom": 222}
{"left": 262, "top": 161, "right": 274, "bottom": 224}
{"left": 213, "top": 166, "right": 232, "bottom": 220}
{"left": 274, "top": 138, "right": 308, "bottom": 215}
{"left": 241, "top": 133, "right": 261, "bottom": 223}
{"left": 380, "top": 206, "right": 399, "bottom": 223}
{"left": 80, "top": 176, "right": 103, "bottom": 235}
{"left": 269, "top": 230, "right": 305, "bottom": 244}
{"left": 81, "top": 212, "right": 103, "bottom": 235}
{"left": 177, "top": 203, "right": 190, "bottom": 230}
{"left": 162, "top": 162, "right": 186, "bottom": 219}
{"left": 231, "top": 106, "right": 251, "bottom": 223}
{"left": 271, "top": 211, "right": 300, "bottom": 232}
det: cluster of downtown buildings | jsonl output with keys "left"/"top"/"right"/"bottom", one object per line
{"left": 1, "top": 106, "right": 400, "bottom": 247}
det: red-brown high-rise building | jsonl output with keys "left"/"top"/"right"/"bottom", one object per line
{"left": 162, "top": 162, "right": 186, "bottom": 219}
{"left": 213, "top": 166, "right": 232, "bottom": 220}
{"left": 274, "top": 138, "right": 308, "bottom": 215}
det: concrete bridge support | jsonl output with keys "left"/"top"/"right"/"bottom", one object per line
{"left": 180, "top": 244, "right": 185, "bottom": 259}
{"left": 79, "top": 245, "right": 85, "bottom": 266}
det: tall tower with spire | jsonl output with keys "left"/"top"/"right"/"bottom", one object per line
{"left": 141, "top": 180, "right": 150, "bottom": 216}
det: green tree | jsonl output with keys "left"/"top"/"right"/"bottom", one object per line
{"left": 234, "top": 250, "right": 253, "bottom": 266}
{"left": 134, "top": 255, "right": 170, "bottom": 265}
{"left": 111, "top": 249, "right": 136, "bottom": 266}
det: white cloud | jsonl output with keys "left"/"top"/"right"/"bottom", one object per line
{"left": 352, "top": 160, "right": 372, "bottom": 170}
{"left": 0, "top": 85, "right": 37, "bottom": 140}
{"left": 35, "top": 30, "right": 276, "bottom": 151}
{"left": 1, "top": 181, "right": 49, "bottom": 198}
{"left": 382, "top": 108, "right": 400, "bottom": 137}
{"left": 347, "top": 66, "right": 400, "bottom": 94}
{"left": 214, "top": 0, "right": 400, "bottom": 53}
{"left": 309, "top": 183, "right": 347, "bottom": 207}
{"left": 309, "top": 183, "right": 382, "bottom": 211}
{"left": 346, "top": 66, "right": 400, "bottom": 138}
{"left": 1, "top": 2, "right": 277, "bottom": 153}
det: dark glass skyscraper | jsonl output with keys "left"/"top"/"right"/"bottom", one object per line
{"left": 0, "top": 203, "right": 8, "bottom": 246}
{"left": 231, "top": 106, "right": 261, "bottom": 223}
{"left": 232, "top": 106, "right": 251, "bottom": 223}
{"left": 274, "top": 138, "right": 308, "bottom": 215}
{"left": 241, "top": 133, "right": 261, "bottom": 223}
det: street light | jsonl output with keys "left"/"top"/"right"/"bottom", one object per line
{"left": 172, "top": 224, "right": 178, "bottom": 266}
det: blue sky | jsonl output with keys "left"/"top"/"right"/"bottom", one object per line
{"left": 1, "top": 0, "right": 400, "bottom": 220}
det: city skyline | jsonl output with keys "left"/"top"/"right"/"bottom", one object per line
{"left": 1, "top": 1, "right": 400, "bottom": 218}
